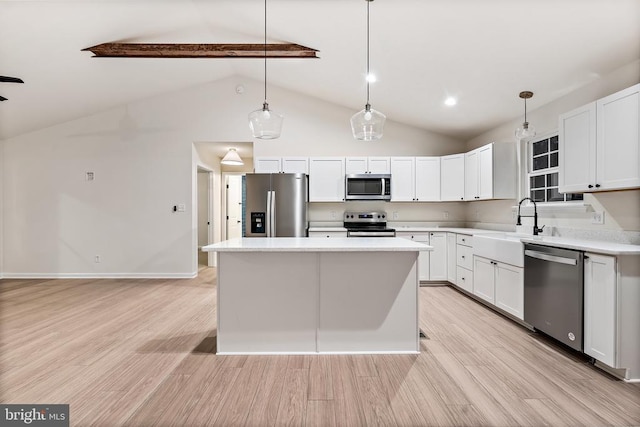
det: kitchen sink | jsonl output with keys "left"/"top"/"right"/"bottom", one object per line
{"left": 473, "top": 232, "right": 529, "bottom": 267}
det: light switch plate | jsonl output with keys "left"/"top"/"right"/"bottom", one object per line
{"left": 591, "top": 211, "right": 604, "bottom": 224}
{"left": 178, "top": 204, "right": 186, "bottom": 212}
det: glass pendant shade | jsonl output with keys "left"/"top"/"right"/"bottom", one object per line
{"left": 515, "top": 91, "right": 536, "bottom": 141}
{"left": 221, "top": 148, "right": 244, "bottom": 165}
{"left": 515, "top": 121, "right": 536, "bottom": 141}
{"left": 351, "top": 104, "right": 386, "bottom": 141}
{"left": 249, "top": 102, "right": 283, "bottom": 140}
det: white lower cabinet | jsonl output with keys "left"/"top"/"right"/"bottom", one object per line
{"left": 456, "top": 266, "right": 473, "bottom": 293}
{"left": 584, "top": 253, "right": 616, "bottom": 367}
{"left": 428, "top": 232, "right": 447, "bottom": 281}
{"left": 453, "top": 234, "right": 473, "bottom": 292}
{"left": 446, "top": 233, "right": 457, "bottom": 284}
{"left": 473, "top": 255, "right": 524, "bottom": 320}
{"left": 494, "top": 262, "right": 524, "bottom": 320}
{"left": 397, "top": 233, "right": 430, "bottom": 281}
{"left": 473, "top": 256, "right": 495, "bottom": 303}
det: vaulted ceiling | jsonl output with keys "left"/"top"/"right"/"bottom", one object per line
{"left": 1, "top": 0, "right": 639, "bottom": 141}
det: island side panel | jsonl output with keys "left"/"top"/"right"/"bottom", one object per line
{"left": 217, "top": 252, "right": 318, "bottom": 354}
{"left": 317, "top": 251, "right": 419, "bottom": 353}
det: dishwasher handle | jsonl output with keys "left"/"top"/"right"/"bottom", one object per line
{"left": 524, "top": 249, "right": 577, "bottom": 266}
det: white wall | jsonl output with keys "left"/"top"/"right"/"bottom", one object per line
{"left": 465, "top": 61, "right": 640, "bottom": 233}
{"left": 2, "top": 75, "right": 464, "bottom": 277}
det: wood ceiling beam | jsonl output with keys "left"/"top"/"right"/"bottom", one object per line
{"left": 82, "top": 43, "right": 319, "bottom": 59}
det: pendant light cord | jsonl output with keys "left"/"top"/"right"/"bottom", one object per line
{"left": 264, "top": 0, "right": 268, "bottom": 105}
{"left": 366, "top": 0, "right": 370, "bottom": 105}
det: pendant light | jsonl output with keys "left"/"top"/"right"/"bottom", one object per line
{"left": 350, "top": 0, "right": 386, "bottom": 141}
{"left": 248, "top": 0, "right": 283, "bottom": 139}
{"left": 515, "top": 91, "right": 536, "bottom": 141}
{"left": 221, "top": 148, "right": 244, "bottom": 166}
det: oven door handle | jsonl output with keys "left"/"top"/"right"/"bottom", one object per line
{"left": 525, "top": 249, "right": 577, "bottom": 266}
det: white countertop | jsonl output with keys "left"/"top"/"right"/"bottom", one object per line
{"left": 203, "top": 237, "right": 433, "bottom": 253}
{"left": 519, "top": 236, "right": 640, "bottom": 255}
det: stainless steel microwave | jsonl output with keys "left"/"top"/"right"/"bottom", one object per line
{"left": 345, "top": 174, "right": 391, "bottom": 201}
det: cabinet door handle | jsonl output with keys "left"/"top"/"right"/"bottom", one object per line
{"left": 595, "top": 184, "right": 601, "bottom": 188}
{"left": 588, "top": 185, "right": 594, "bottom": 188}
{"left": 461, "top": 255, "right": 465, "bottom": 259}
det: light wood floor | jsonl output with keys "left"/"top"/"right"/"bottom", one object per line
{"left": 1, "top": 270, "right": 639, "bottom": 426}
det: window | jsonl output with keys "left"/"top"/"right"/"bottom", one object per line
{"left": 528, "top": 134, "right": 583, "bottom": 203}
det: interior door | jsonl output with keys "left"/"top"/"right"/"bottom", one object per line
{"left": 226, "top": 175, "right": 243, "bottom": 239}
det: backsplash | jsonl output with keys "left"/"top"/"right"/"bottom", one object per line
{"left": 551, "top": 227, "right": 640, "bottom": 245}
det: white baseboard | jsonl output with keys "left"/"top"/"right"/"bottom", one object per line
{"left": 1, "top": 272, "right": 198, "bottom": 279}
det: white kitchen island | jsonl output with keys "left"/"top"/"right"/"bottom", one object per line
{"left": 202, "top": 237, "right": 432, "bottom": 355}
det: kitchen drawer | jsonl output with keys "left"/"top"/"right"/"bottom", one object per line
{"left": 457, "top": 234, "right": 473, "bottom": 247}
{"left": 457, "top": 244, "right": 473, "bottom": 270}
{"left": 456, "top": 266, "right": 473, "bottom": 293}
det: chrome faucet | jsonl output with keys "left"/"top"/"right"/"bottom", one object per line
{"left": 517, "top": 197, "right": 545, "bottom": 236}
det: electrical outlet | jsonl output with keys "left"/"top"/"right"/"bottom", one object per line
{"left": 177, "top": 204, "right": 186, "bottom": 212}
{"left": 475, "top": 210, "right": 480, "bottom": 220}
{"left": 443, "top": 211, "right": 449, "bottom": 219}
{"left": 94, "top": 255, "right": 101, "bottom": 263}
{"left": 393, "top": 211, "right": 399, "bottom": 220}
{"left": 591, "top": 211, "right": 605, "bottom": 224}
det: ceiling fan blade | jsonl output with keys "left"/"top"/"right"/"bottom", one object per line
{"left": 0, "top": 95, "right": 7, "bottom": 101}
{"left": 0, "top": 76, "right": 24, "bottom": 83}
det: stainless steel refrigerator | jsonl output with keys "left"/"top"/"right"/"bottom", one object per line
{"left": 244, "top": 173, "right": 308, "bottom": 237}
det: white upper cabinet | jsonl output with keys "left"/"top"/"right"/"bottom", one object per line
{"left": 465, "top": 142, "right": 516, "bottom": 201}
{"left": 254, "top": 157, "right": 282, "bottom": 173}
{"left": 345, "top": 157, "right": 391, "bottom": 174}
{"left": 558, "top": 103, "right": 596, "bottom": 193}
{"left": 559, "top": 83, "right": 640, "bottom": 193}
{"left": 441, "top": 154, "right": 465, "bottom": 201}
{"left": 391, "top": 157, "right": 440, "bottom": 202}
{"left": 464, "top": 150, "right": 480, "bottom": 201}
{"left": 390, "top": 157, "right": 416, "bottom": 201}
{"left": 415, "top": 157, "right": 441, "bottom": 202}
{"left": 254, "top": 157, "right": 309, "bottom": 174}
{"left": 309, "top": 157, "right": 345, "bottom": 202}
{"left": 282, "top": 157, "right": 310, "bottom": 174}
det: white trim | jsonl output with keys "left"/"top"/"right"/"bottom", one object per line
{"left": 2, "top": 272, "right": 198, "bottom": 279}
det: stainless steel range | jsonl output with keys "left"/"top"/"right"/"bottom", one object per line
{"left": 344, "top": 211, "right": 396, "bottom": 237}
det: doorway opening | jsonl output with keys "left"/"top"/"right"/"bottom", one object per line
{"left": 197, "top": 167, "right": 213, "bottom": 268}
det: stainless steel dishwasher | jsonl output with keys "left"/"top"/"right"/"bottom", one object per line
{"left": 524, "top": 243, "right": 584, "bottom": 352}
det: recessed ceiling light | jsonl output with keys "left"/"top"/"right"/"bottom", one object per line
{"left": 444, "top": 96, "right": 457, "bottom": 106}
{"left": 366, "top": 73, "right": 377, "bottom": 83}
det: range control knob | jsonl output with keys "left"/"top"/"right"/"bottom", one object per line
{"left": 382, "top": 214, "right": 386, "bottom": 218}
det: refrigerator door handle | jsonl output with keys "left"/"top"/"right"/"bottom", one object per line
{"left": 266, "top": 191, "right": 272, "bottom": 237}
{"left": 270, "top": 190, "right": 276, "bottom": 237}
